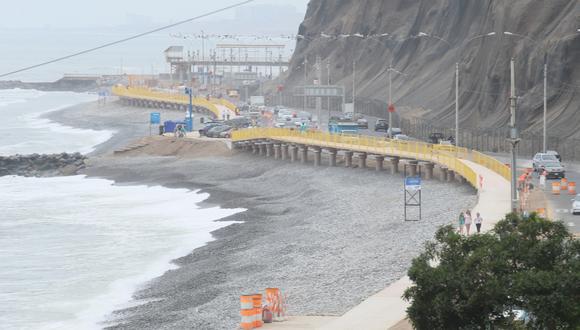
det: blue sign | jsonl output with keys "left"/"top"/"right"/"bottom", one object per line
{"left": 150, "top": 112, "right": 161, "bottom": 125}
{"left": 405, "top": 176, "right": 422, "bottom": 190}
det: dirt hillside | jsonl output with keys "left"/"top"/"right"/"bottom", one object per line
{"left": 280, "top": 0, "right": 579, "bottom": 138}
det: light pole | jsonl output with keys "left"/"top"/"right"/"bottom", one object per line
{"left": 184, "top": 87, "right": 194, "bottom": 132}
{"left": 353, "top": 60, "right": 356, "bottom": 114}
{"left": 386, "top": 66, "right": 406, "bottom": 137}
{"left": 508, "top": 58, "right": 520, "bottom": 213}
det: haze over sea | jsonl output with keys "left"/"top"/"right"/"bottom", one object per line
{"left": 0, "top": 89, "right": 244, "bottom": 329}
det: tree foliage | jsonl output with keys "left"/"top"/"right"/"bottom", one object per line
{"left": 403, "top": 213, "right": 580, "bottom": 329}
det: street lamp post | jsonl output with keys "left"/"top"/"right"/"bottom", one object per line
{"left": 184, "top": 87, "right": 194, "bottom": 132}
{"left": 508, "top": 58, "right": 520, "bottom": 213}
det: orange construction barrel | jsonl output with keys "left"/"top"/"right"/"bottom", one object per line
{"left": 552, "top": 182, "right": 561, "bottom": 195}
{"left": 252, "top": 294, "right": 263, "bottom": 328}
{"left": 568, "top": 182, "right": 576, "bottom": 195}
{"left": 561, "top": 178, "right": 568, "bottom": 190}
{"left": 536, "top": 208, "right": 546, "bottom": 217}
{"left": 240, "top": 308, "right": 254, "bottom": 330}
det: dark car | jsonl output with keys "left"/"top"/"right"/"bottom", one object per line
{"left": 206, "top": 125, "right": 232, "bottom": 138}
{"left": 429, "top": 133, "right": 445, "bottom": 144}
{"left": 374, "top": 119, "right": 388, "bottom": 132}
{"left": 199, "top": 123, "right": 223, "bottom": 136}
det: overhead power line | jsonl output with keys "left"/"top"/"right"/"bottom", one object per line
{"left": 0, "top": 0, "right": 255, "bottom": 79}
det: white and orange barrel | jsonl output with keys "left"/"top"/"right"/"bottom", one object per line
{"left": 568, "top": 182, "right": 576, "bottom": 195}
{"left": 241, "top": 295, "right": 254, "bottom": 310}
{"left": 240, "top": 308, "right": 254, "bottom": 330}
{"left": 552, "top": 182, "right": 561, "bottom": 195}
{"left": 561, "top": 178, "right": 568, "bottom": 190}
{"left": 536, "top": 208, "right": 546, "bottom": 218}
{"left": 252, "top": 294, "right": 263, "bottom": 328}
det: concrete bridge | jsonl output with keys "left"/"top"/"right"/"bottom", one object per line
{"left": 232, "top": 128, "right": 511, "bottom": 188}
{"left": 112, "top": 86, "right": 238, "bottom": 119}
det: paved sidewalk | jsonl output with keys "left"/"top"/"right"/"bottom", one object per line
{"left": 266, "top": 159, "right": 511, "bottom": 330}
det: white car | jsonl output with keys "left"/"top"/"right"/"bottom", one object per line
{"left": 572, "top": 194, "right": 580, "bottom": 215}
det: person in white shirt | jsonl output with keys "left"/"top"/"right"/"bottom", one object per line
{"left": 474, "top": 212, "right": 483, "bottom": 233}
{"left": 464, "top": 210, "right": 472, "bottom": 235}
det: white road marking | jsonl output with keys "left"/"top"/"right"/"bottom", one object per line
{"left": 556, "top": 209, "right": 571, "bottom": 213}
{"left": 568, "top": 222, "right": 576, "bottom": 227}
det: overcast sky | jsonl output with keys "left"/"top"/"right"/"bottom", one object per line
{"left": 0, "top": 0, "right": 310, "bottom": 28}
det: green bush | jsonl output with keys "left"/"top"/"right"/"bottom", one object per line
{"left": 403, "top": 213, "right": 580, "bottom": 329}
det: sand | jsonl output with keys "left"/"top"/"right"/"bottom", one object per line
{"left": 46, "top": 99, "right": 477, "bottom": 329}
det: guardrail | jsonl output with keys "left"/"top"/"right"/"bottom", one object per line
{"left": 112, "top": 86, "right": 238, "bottom": 119}
{"left": 232, "top": 128, "right": 511, "bottom": 188}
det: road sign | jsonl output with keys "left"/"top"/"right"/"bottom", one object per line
{"left": 294, "top": 85, "right": 344, "bottom": 97}
{"left": 388, "top": 104, "right": 396, "bottom": 113}
{"left": 150, "top": 112, "right": 161, "bottom": 124}
{"left": 405, "top": 176, "right": 422, "bottom": 191}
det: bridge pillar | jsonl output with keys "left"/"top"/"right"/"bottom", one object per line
{"left": 424, "top": 163, "right": 435, "bottom": 180}
{"left": 259, "top": 143, "right": 267, "bottom": 156}
{"left": 375, "top": 156, "right": 384, "bottom": 172}
{"left": 274, "top": 144, "right": 281, "bottom": 160}
{"left": 313, "top": 147, "right": 322, "bottom": 166}
{"left": 300, "top": 145, "right": 308, "bottom": 164}
{"left": 290, "top": 145, "right": 298, "bottom": 163}
{"left": 358, "top": 153, "right": 367, "bottom": 169}
{"left": 344, "top": 151, "right": 354, "bottom": 168}
{"left": 408, "top": 160, "right": 419, "bottom": 177}
{"left": 328, "top": 149, "right": 337, "bottom": 167}
{"left": 390, "top": 157, "right": 400, "bottom": 174}
{"left": 266, "top": 143, "right": 274, "bottom": 158}
{"left": 448, "top": 170, "right": 456, "bottom": 182}
{"left": 457, "top": 175, "right": 466, "bottom": 184}
{"left": 282, "top": 144, "right": 289, "bottom": 161}
{"left": 252, "top": 143, "right": 259, "bottom": 154}
{"left": 440, "top": 167, "right": 449, "bottom": 181}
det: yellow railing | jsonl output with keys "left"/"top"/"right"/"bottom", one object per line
{"left": 112, "top": 86, "right": 234, "bottom": 119}
{"left": 232, "top": 128, "right": 511, "bottom": 189}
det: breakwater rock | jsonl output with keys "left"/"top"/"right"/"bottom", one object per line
{"left": 0, "top": 153, "right": 87, "bottom": 177}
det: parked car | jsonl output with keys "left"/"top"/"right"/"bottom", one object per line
{"left": 357, "top": 117, "right": 369, "bottom": 129}
{"left": 572, "top": 194, "right": 580, "bottom": 215}
{"left": 393, "top": 134, "right": 411, "bottom": 141}
{"left": 429, "top": 133, "right": 445, "bottom": 144}
{"left": 199, "top": 123, "right": 223, "bottom": 136}
{"left": 375, "top": 119, "right": 389, "bottom": 132}
{"left": 540, "top": 161, "right": 565, "bottom": 179}
{"left": 218, "top": 127, "right": 233, "bottom": 138}
{"left": 206, "top": 125, "right": 231, "bottom": 138}
{"left": 389, "top": 127, "right": 402, "bottom": 136}
{"left": 532, "top": 152, "right": 561, "bottom": 172}
{"left": 546, "top": 150, "right": 562, "bottom": 162}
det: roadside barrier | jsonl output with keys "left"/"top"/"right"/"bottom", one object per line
{"left": 240, "top": 295, "right": 255, "bottom": 330}
{"left": 552, "top": 182, "right": 561, "bottom": 195}
{"left": 253, "top": 294, "right": 263, "bottom": 328}
{"left": 568, "top": 182, "right": 576, "bottom": 195}
{"left": 561, "top": 178, "right": 568, "bottom": 191}
{"left": 111, "top": 86, "right": 237, "bottom": 119}
{"left": 232, "top": 128, "right": 512, "bottom": 189}
{"left": 265, "top": 288, "right": 286, "bottom": 322}
{"left": 536, "top": 208, "right": 546, "bottom": 217}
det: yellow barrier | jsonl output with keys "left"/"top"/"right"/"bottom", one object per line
{"left": 232, "top": 128, "right": 511, "bottom": 189}
{"left": 112, "top": 86, "right": 234, "bottom": 119}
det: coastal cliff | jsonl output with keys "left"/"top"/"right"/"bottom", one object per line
{"left": 282, "top": 0, "right": 580, "bottom": 138}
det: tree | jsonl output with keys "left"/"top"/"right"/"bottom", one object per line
{"left": 403, "top": 213, "right": 580, "bottom": 329}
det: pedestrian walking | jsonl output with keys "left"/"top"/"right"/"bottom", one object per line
{"left": 458, "top": 212, "right": 465, "bottom": 235}
{"left": 464, "top": 210, "right": 472, "bottom": 236}
{"left": 474, "top": 212, "right": 483, "bottom": 233}
{"left": 539, "top": 170, "right": 547, "bottom": 189}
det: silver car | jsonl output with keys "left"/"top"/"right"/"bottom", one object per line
{"left": 532, "top": 153, "right": 560, "bottom": 172}
{"left": 572, "top": 194, "right": 580, "bottom": 215}
{"left": 541, "top": 161, "right": 566, "bottom": 179}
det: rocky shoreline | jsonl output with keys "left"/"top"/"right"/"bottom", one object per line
{"left": 0, "top": 152, "right": 87, "bottom": 177}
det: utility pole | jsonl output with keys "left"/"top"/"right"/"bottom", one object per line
{"left": 455, "top": 62, "right": 460, "bottom": 146}
{"left": 543, "top": 54, "right": 548, "bottom": 152}
{"left": 201, "top": 30, "right": 206, "bottom": 86}
{"left": 303, "top": 57, "right": 308, "bottom": 112}
{"left": 388, "top": 65, "right": 393, "bottom": 137}
{"left": 327, "top": 59, "right": 331, "bottom": 117}
{"left": 508, "top": 58, "right": 520, "bottom": 213}
{"left": 316, "top": 55, "right": 322, "bottom": 129}
{"left": 353, "top": 60, "right": 356, "bottom": 114}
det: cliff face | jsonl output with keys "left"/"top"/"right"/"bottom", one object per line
{"left": 284, "top": 0, "right": 580, "bottom": 138}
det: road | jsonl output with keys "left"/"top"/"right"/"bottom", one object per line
{"left": 488, "top": 153, "right": 580, "bottom": 234}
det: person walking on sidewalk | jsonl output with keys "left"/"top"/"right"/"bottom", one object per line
{"left": 464, "top": 210, "right": 473, "bottom": 236}
{"left": 474, "top": 212, "right": 483, "bottom": 233}
{"left": 458, "top": 212, "right": 465, "bottom": 235}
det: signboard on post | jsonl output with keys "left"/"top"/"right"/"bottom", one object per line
{"left": 404, "top": 165, "right": 422, "bottom": 221}
{"left": 150, "top": 112, "right": 161, "bottom": 136}
{"left": 294, "top": 85, "right": 345, "bottom": 97}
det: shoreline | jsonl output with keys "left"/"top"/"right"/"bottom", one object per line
{"left": 47, "top": 99, "right": 477, "bottom": 329}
